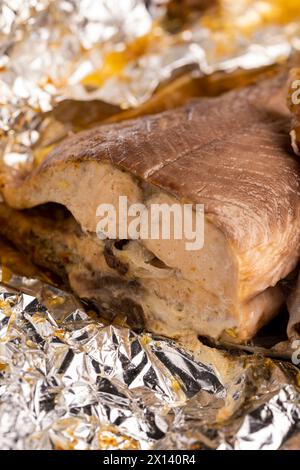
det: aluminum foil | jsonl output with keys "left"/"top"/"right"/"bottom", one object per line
{"left": 1, "top": 0, "right": 300, "bottom": 451}
{"left": 1, "top": 0, "right": 300, "bottom": 169}
{"left": 0, "top": 268, "right": 299, "bottom": 450}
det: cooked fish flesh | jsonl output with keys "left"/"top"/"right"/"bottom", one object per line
{"left": 287, "top": 67, "right": 300, "bottom": 156}
{"left": 1, "top": 74, "right": 300, "bottom": 344}
{"left": 287, "top": 274, "right": 300, "bottom": 340}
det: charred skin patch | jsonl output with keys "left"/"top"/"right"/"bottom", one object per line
{"left": 119, "top": 297, "right": 145, "bottom": 330}
{"left": 103, "top": 241, "right": 129, "bottom": 275}
{"left": 72, "top": 269, "right": 145, "bottom": 330}
{"left": 0, "top": 202, "right": 145, "bottom": 331}
{"left": 26, "top": 230, "right": 69, "bottom": 280}
{"left": 91, "top": 294, "right": 145, "bottom": 331}
{"left": 82, "top": 269, "right": 139, "bottom": 292}
{"left": 0, "top": 221, "right": 70, "bottom": 284}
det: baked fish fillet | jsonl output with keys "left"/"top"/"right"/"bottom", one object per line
{"left": 285, "top": 68, "right": 300, "bottom": 340}
{"left": 288, "top": 68, "right": 300, "bottom": 157}
{"left": 1, "top": 74, "right": 300, "bottom": 344}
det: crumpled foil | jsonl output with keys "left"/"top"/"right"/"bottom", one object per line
{"left": 1, "top": 0, "right": 300, "bottom": 451}
{"left": 1, "top": 0, "right": 300, "bottom": 168}
{"left": 0, "top": 269, "right": 300, "bottom": 450}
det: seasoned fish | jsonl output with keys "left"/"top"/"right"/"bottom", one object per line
{"left": 1, "top": 74, "right": 300, "bottom": 343}
{"left": 287, "top": 67, "right": 300, "bottom": 156}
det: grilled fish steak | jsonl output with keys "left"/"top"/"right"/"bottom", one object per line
{"left": 1, "top": 75, "right": 300, "bottom": 343}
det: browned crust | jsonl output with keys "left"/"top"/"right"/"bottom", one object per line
{"left": 21, "top": 74, "right": 299, "bottom": 247}
{"left": 2, "top": 73, "right": 300, "bottom": 254}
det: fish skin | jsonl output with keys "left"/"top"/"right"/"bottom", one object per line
{"left": 6, "top": 72, "right": 300, "bottom": 254}
{"left": 1, "top": 74, "right": 300, "bottom": 342}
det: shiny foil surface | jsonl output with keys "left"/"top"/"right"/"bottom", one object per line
{"left": 1, "top": 0, "right": 300, "bottom": 450}
{"left": 1, "top": 0, "right": 300, "bottom": 168}
{"left": 0, "top": 271, "right": 300, "bottom": 450}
